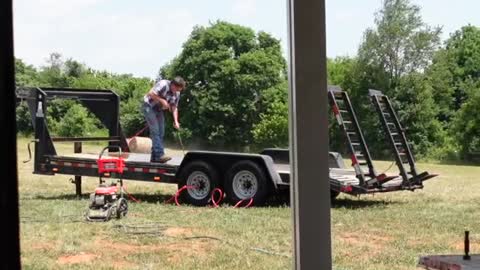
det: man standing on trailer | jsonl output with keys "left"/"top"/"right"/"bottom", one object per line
{"left": 142, "top": 76, "right": 186, "bottom": 163}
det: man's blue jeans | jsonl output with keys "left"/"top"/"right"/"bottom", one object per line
{"left": 142, "top": 103, "right": 165, "bottom": 158}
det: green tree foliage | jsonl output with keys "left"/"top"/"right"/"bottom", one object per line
{"left": 451, "top": 81, "right": 480, "bottom": 156}
{"left": 70, "top": 70, "right": 152, "bottom": 136}
{"left": 15, "top": 58, "right": 40, "bottom": 134}
{"left": 357, "top": 0, "right": 441, "bottom": 91}
{"left": 15, "top": 58, "right": 39, "bottom": 86}
{"left": 161, "top": 21, "right": 287, "bottom": 148}
{"left": 327, "top": 57, "right": 356, "bottom": 86}
{"left": 327, "top": 57, "right": 356, "bottom": 153}
{"left": 348, "top": 0, "right": 443, "bottom": 157}
{"left": 38, "top": 52, "right": 72, "bottom": 87}
{"left": 252, "top": 102, "right": 288, "bottom": 148}
{"left": 394, "top": 73, "right": 447, "bottom": 157}
{"left": 428, "top": 25, "right": 480, "bottom": 158}
{"left": 15, "top": 53, "right": 152, "bottom": 138}
{"left": 252, "top": 82, "right": 288, "bottom": 148}
{"left": 429, "top": 25, "right": 480, "bottom": 115}
{"left": 64, "top": 59, "right": 85, "bottom": 78}
{"left": 54, "top": 104, "right": 98, "bottom": 137}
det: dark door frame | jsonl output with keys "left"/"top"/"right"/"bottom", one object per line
{"left": 0, "top": 0, "right": 21, "bottom": 268}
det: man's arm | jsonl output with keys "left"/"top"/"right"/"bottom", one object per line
{"left": 148, "top": 89, "right": 169, "bottom": 109}
{"left": 171, "top": 105, "right": 180, "bottom": 129}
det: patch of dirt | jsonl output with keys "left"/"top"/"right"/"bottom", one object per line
{"left": 336, "top": 232, "right": 393, "bottom": 260}
{"left": 94, "top": 239, "right": 139, "bottom": 253}
{"left": 339, "top": 232, "right": 392, "bottom": 250}
{"left": 453, "top": 241, "right": 480, "bottom": 251}
{"left": 57, "top": 252, "right": 97, "bottom": 265}
{"left": 31, "top": 242, "right": 56, "bottom": 251}
{"left": 163, "top": 240, "right": 213, "bottom": 264}
{"left": 164, "top": 227, "right": 194, "bottom": 237}
{"left": 92, "top": 232, "right": 217, "bottom": 265}
{"left": 110, "top": 259, "right": 137, "bottom": 269}
{"left": 405, "top": 239, "right": 424, "bottom": 247}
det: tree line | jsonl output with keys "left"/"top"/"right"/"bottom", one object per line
{"left": 15, "top": 0, "right": 480, "bottom": 161}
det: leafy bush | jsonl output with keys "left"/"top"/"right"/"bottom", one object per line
{"left": 55, "top": 104, "right": 101, "bottom": 137}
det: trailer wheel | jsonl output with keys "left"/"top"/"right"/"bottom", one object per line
{"left": 178, "top": 161, "right": 219, "bottom": 206}
{"left": 224, "top": 160, "right": 269, "bottom": 206}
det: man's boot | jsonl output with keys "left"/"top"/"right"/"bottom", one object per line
{"left": 150, "top": 153, "right": 171, "bottom": 163}
{"left": 158, "top": 155, "right": 172, "bottom": 163}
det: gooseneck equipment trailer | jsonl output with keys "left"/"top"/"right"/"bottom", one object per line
{"left": 16, "top": 86, "right": 437, "bottom": 206}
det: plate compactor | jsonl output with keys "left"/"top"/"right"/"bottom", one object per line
{"left": 86, "top": 146, "right": 128, "bottom": 222}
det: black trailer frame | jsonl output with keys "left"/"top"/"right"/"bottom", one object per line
{"left": 17, "top": 86, "right": 436, "bottom": 205}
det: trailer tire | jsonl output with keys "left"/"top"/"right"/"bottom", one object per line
{"left": 224, "top": 160, "right": 269, "bottom": 206}
{"left": 177, "top": 161, "right": 219, "bottom": 206}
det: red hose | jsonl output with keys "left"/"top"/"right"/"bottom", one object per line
{"left": 122, "top": 185, "right": 141, "bottom": 203}
{"left": 210, "top": 188, "right": 224, "bottom": 207}
{"left": 132, "top": 125, "right": 149, "bottom": 138}
{"left": 165, "top": 185, "right": 196, "bottom": 206}
{"left": 166, "top": 186, "right": 253, "bottom": 208}
{"left": 234, "top": 198, "right": 254, "bottom": 208}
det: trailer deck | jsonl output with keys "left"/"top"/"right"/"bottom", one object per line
{"left": 57, "top": 152, "right": 184, "bottom": 166}
{"left": 49, "top": 152, "right": 327, "bottom": 183}
{"left": 55, "top": 152, "right": 367, "bottom": 182}
{"left": 49, "top": 151, "right": 406, "bottom": 193}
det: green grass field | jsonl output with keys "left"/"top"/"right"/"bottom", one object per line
{"left": 17, "top": 137, "right": 480, "bottom": 269}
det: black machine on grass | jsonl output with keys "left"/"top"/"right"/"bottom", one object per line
{"left": 16, "top": 86, "right": 437, "bottom": 207}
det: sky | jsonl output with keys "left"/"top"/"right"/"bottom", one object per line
{"left": 13, "top": 0, "right": 480, "bottom": 79}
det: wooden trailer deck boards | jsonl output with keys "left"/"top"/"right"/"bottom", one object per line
{"left": 418, "top": 255, "right": 480, "bottom": 270}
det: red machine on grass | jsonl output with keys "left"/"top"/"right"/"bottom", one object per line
{"left": 85, "top": 146, "right": 128, "bottom": 222}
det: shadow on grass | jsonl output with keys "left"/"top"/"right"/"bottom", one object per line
{"left": 30, "top": 192, "right": 400, "bottom": 209}
{"left": 32, "top": 193, "right": 174, "bottom": 204}
{"left": 331, "top": 197, "right": 401, "bottom": 209}
{"left": 261, "top": 196, "right": 400, "bottom": 209}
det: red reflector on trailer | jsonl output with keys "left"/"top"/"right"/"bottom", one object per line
{"left": 377, "top": 173, "right": 386, "bottom": 181}
{"left": 154, "top": 176, "right": 161, "bottom": 181}
{"left": 340, "top": 185, "right": 353, "bottom": 192}
{"left": 351, "top": 154, "right": 358, "bottom": 165}
{"left": 52, "top": 168, "right": 58, "bottom": 172}
{"left": 332, "top": 104, "right": 339, "bottom": 115}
